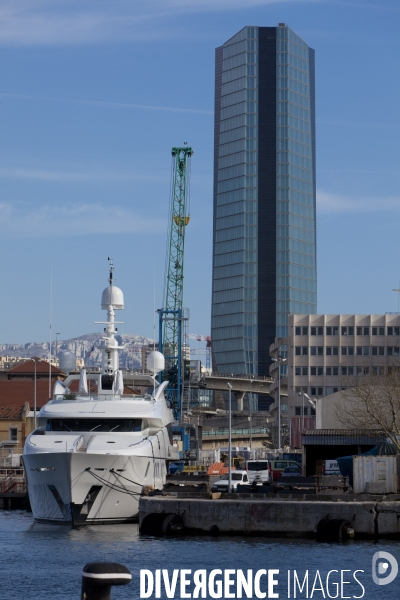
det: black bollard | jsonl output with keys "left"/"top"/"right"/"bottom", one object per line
{"left": 81, "top": 563, "right": 132, "bottom": 600}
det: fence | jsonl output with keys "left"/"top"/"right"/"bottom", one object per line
{"left": 0, "top": 447, "right": 23, "bottom": 468}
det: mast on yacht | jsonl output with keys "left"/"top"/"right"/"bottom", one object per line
{"left": 95, "top": 258, "right": 126, "bottom": 394}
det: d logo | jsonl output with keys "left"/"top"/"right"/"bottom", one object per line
{"left": 372, "top": 551, "right": 398, "bottom": 586}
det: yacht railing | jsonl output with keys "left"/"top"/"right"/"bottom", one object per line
{"left": 53, "top": 393, "right": 153, "bottom": 401}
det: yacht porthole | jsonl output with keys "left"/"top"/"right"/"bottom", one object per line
{"left": 107, "top": 441, "right": 115, "bottom": 443}
{"left": 54, "top": 441, "right": 63, "bottom": 443}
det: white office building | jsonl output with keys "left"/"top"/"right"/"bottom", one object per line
{"left": 269, "top": 313, "right": 400, "bottom": 446}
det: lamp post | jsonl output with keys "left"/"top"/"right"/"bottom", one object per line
{"left": 249, "top": 376, "right": 254, "bottom": 451}
{"left": 227, "top": 382, "right": 232, "bottom": 493}
{"left": 271, "top": 357, "right": 287, "bottom": 450}
{"left": 55, "top": 332, "right": 61, "bottom": 367}
{"left": 298, "top": 391, "right": 305, "bottom": 434}
{"left": 28, "top": 358, "right": 37, "bottom": 431}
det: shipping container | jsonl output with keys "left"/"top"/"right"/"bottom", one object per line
{"left": 353, "top": 455, "right": 399, "bottom": 494}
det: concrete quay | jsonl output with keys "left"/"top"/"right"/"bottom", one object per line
{"left": 139, "top": 496, "right": 400, "bottom": 538}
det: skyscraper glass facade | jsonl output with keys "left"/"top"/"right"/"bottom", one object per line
{"left": 212, "top": 24, "right": 317, "bottom": 377}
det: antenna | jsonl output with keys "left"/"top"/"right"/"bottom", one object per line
{"left": 108, "top": 257, "right": 114, "bottom": 286}
{"left": 49, "top": 261, "right": 52, "bottom": 399}
{"left": 393, "top": 285, "right": 400, "bottom": 312}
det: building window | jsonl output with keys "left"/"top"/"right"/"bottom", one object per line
{"left": 395, "top": 347, "right": 400, "bottom": 356}
{"left": 302, "top": 367, "right": 308, "bottom": 376}
{"left": 311, "top": 326, "right": 323, "bottom": 336}
{"left": 326, "top": 366, "right": 338, "bottom": 376}
{"left": 342, "top": 326, "right": 354, "bottom": 336}
{"left": 357, "top": 366, "right": 363, "bottom": 375}
{"left": 310, "top": 387, "right": 323, "bottom": 396}
{"left": 326, "top": 347, "right": 339, "bottom": 355}
{"left": 295, "top": 326, "right": 308, "bottom": 336}
{"left": 310, "top": 346, "right": 316, "bottom": 355}
{"left": 372, "top": 327, "right": 385, "bottom": 335}
{"left": 310, "top": 407, "right": 316, "bottom": 416}
{"left": 356, "top": 327, "right": 362, "bottom": 335}
{"left": 356, "top": 347, "right": 362, "bottom": 356}
{"left": 295, "top": 346, "right": 308, "bottom": 356}
{"left": 311, "top": 367, "right": 323, "bottom": 376}
{"left": 388, "top": 347, "right": 393, "bottom": 356}
{"left": 326, "top": 326, "right": 338, "bottom": 335}
{"left": 341, "top": 346, "right": 347, "bottom": 355}
{"left": 386, "top": 327, "right": 400, "bottom": 336}
{"left": 341, "top": 367, "right": 347, "bottom": 376}
{"left": 348, "top": 367, "right": 354, "bottom": 376}
{"left": 348, "top": 346, "right": 354, "bottom": 356}
{"left": 295, "top": 407, "right": 301, "bottom": 416}
{"left": 9, "top": 428, "right": 17, "bottom": 441}
{"left": 372, "top": 346, "right": 385, "bottom": 356}
{"left": 303, "top": 407, "right": 308, "bottom": 416}
{"left": 363, "top": 347, "right": 370, "bottom": 356}
{"left": 295, "top": 366, "right": 301, "bottom": 375}
{"left": 364, "top": 327, "right": 369, "bottom": 335}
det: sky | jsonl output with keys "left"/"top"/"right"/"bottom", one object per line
{"left": 1, "top": 0, "right": 400, "bottom": 347}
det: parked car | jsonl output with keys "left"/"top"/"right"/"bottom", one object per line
{"left": 211, "top": 470, "right": 250, "bottom": 492}
{"left": 269, "top": 460, "right": 302, "bottom": 480}
{"left": 279, "top": 465, "right": 303, "bottom": 477}
{"left": 246, "top": 460, "right": 271, "bottom": 483}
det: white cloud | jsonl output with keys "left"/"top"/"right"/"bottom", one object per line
{"left": 0, "top": 92, "right": 213, "bottom": 115}
{"left": 0, "top": 165, "right": 168, "bottom": 183}
{"left": 0, "top": 201, "right": 166, "bottom": 237}
{"left": 318, "top": 189, "right": 400, "bottom": 213}
{"left": 0, "top": 0, "right": 321, "bottom": 46}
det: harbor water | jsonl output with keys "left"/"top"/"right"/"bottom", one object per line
{"left": 1, "top": 510, "right": 399, "bottom": 599}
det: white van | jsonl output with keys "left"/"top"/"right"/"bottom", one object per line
{"left": 246, "top": 460, "right": 271, "bottom": 483}
{"left": 323, "top": 459, "right": 341, "bottom": 475}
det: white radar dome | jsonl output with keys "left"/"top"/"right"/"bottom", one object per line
{"left": 59, "top": 351, "right": 77, "bottom": 374}
{"left": 101, "top": 285, "right": 124, "bottom": 310}
{"left": 147, "top": 351, "right": 165, "bottom": 374}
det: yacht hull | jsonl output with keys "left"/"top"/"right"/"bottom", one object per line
{"left": 23, "top": 450, "right": 163, "bottom": 526}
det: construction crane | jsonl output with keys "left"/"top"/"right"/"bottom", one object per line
{"left": 158, "top": 146, "right": 193, "bottom": 419}
{"left": 185, "top": 333, "right": 212, "bottom": 369}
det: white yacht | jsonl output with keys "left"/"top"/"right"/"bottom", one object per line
{"left": 23, "top": 263, "right": 179, "bottom": 525}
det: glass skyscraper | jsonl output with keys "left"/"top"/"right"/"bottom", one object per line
{"left": 211, "top": 24, "right": 317, "bottom": 377}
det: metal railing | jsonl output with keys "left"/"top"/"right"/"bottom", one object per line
{"left": 209, "top": 372, "right": 271, "bottom": 381}
{"left": 0, "top": 469, "right": 26, "bottom": 494}
{"left": 203, "top": 428, "right": 269, "bottom": 437}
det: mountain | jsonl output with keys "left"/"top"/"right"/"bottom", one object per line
{"left": 0, "top": 333, "right": 156, "bottom": 370}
